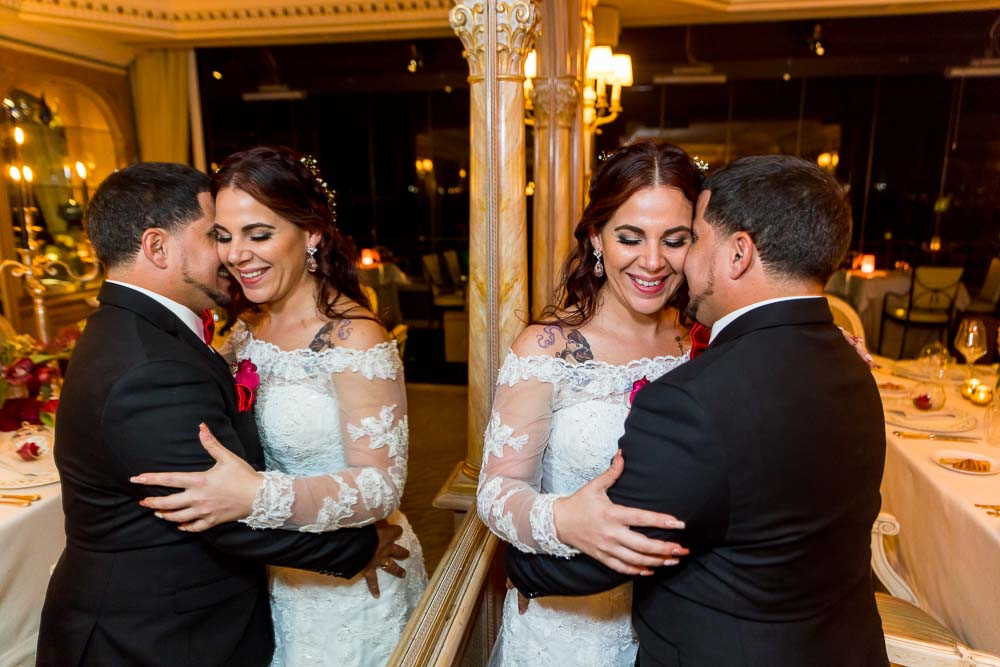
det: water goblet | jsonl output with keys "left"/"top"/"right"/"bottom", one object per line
{"left": 954, "top": 318, "right": 987, "bottom": 381}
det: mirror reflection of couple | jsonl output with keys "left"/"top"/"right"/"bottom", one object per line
{"left": 37, "top": 143, "right": 889, "bottom": 667}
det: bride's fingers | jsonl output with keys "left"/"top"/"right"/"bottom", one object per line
{"left": 177, "top": 519, "right": 214, "bottom": 533}
{"left": 198, "top": 423, "right": 235, "bottom": 463}
{"left": 608, "top": 542, "right": 677, "bottom": 569}
{"left": 364, "top": 570, "right": 381, "bottom": 598}
{"left": 151, "top": 507, "right": 205, "bottom": 524}
{"left": 130, "top": 471, "right": 202, "bottom": 489}
{"left": 615, "top": 530, "right": 688, "bottom": 559}
{"left": 516, "top": 591, "right": 530, "bottom": 615}
{"left": 600, "top": 555, "right": 652, "bottom": 577}
{"left": 389, "top": 544, "right": 410, "bottom": 561}
{"left": 606, "top": 504, "right": 685, "bottom": 530}
{"left": 589, "top": 451, "right": 626, "bottom": 492}
{"left": 139, "top": 491, "right": 197, "bottom": 511}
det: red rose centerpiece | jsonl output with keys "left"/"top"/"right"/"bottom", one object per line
{"left": 0, "top": 325, "right": 80, "bottom": 431}
{"left": 233, "top": 359, "right": 260, "bottom": 413}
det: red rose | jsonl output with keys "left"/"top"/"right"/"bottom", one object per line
{"left": 0, "top": 398, "right": 42, "bottom": 431}
{"left": 629, "top": 376, "right": 650, "bottom": 406}
{"left": 689, "top": 322, "right": 711, "bottom": 359}
{"left": 4, "top": 358, "right": 34, "bottom": 385}
{"left": 233, "top": 358, "right": 259, "bottom": 413}
{"left": 16, "top": 441, "right": 41, "bottom": 461}
{"left": 41, "top": 398, "right": 59, "bottom": 414}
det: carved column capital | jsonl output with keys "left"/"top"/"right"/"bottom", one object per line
{"left": 450, "top": 0, "right": 541, "bottom": 82}
{"left": 529, "top": 77, "right": 580, "bottom": 129}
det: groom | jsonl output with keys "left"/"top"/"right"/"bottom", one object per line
{"left": 38, "top": 163, "right": 401, "bottom": 666}
{"left": 507, "top": 156, "right": 888, "bottom": 665}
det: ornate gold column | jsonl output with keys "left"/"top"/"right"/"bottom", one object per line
{"left": 435, "top": 0, "right": 540, "bottom": 511}
{"left": 529, "top": 0, "right": 591, "bottom": 317}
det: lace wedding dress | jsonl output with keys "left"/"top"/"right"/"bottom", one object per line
{"left": 225, "top": 321, "right": 427, "bottom": 667}
{"left": 478, "top": 350, "right": 688, "bottom": 666}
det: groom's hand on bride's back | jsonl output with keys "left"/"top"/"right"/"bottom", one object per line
{"left": 553, "top": 450, "right": 689, "bottom": 576}
{"left": 363, "top": 520, "right": 410, "bottom": 598}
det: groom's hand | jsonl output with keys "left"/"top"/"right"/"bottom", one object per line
{"left": 553, "top": 450, "right": 689, "bottom": 575}
{"left": 363, "top": 520, "right": 409, "bottom": 599}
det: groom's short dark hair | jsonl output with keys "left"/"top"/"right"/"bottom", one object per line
{"left": 702, "top": 155, "right": 851, "bottom": 283}
{"left": 86, "top": 162, "right": 210, "bottom": 268}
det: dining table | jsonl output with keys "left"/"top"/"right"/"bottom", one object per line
{"left": 875, "top": 359, "right": 1000, "bottom": 654}
{"left": 0, "top": 432, "right": 64, "bottom": 667}
{"left": 825, "top": 269, "right": 971, "bottom": 357}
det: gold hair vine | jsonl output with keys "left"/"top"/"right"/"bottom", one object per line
{"left": 300, "top": 155, "right": 337, "bottom": 221}
{"left": 692, "top": 156, "right": 710, "bottom": 173}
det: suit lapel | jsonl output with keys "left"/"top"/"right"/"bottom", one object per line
{"left": 709, "top": 298, "right": 833, "bottom": 350}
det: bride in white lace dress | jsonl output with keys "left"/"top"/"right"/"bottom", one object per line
{"left": 135, "top": 147, "right": 426, "bottom": 666}
{"left": 478, "top": 142, "right": 704, "bottom": 666}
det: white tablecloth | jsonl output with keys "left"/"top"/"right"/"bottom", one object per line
{"left": 826, "top": 270, "right": 970, "bottom": 358}
{"left": 0, "top": 479, "right": 63, "bottom": 667}
{"left": 877, "top": 369, "right": 1000, "bottom": 653}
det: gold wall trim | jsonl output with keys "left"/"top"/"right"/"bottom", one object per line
{"left": 0, "top": 36, "right": 128, "bottom": 74}
{"left": 388, "top": 511, "right": 500, "bottom": 666}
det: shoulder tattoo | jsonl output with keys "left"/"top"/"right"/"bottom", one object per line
{"left": 308, "top": 320, "right": 353, "bottom": 352}
{"left": 557, "top": 329, "right": 594, "bottom": 364}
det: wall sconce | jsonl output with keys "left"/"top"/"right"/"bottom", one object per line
{"left": 523, "top": 46, "right": 633, "bottom": 132}
{"left": 360, "top": 248, "right": 381, "bottom": 267}
{"left": 928, "top": 235, "right": 942, "bottom": 252}
{"left": 859, "top": 254, "right": 876, "bottom": 274}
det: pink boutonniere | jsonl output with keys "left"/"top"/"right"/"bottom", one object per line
{"left": 232, "top": 359, "right": 260, "bottom": 413}
{"left": 629, "top": 376, "right": 650, "bottom": 407}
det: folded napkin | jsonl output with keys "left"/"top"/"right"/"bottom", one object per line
{"left": 0, "top": 448, "right": 57, "bottom": 475}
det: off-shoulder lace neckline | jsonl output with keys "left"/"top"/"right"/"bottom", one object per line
{"left": 504, "top": 350, "right": 685, "bottom": 370}
{"left": 235, "top": 321, "right": 397, "bottom": 358}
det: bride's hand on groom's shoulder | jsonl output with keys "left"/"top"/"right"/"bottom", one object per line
{"left": 131, "top": 423, "right": 261, "bottom": 532}
{"left": 363, "top": 520, "right": 409, "bottom": 599}
{"left": 553, "top": 450, "right": 689, "bottom": 576}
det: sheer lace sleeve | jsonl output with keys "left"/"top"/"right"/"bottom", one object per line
{"left": 241, "top": 340, "right": 408, "bottom": 533}
{"left": 475, "top": 352, "right": 580, "bottom": 558}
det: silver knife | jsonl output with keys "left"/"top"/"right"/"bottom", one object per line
{"left": 892, "top": 430, "right": 981, "bottom": 443}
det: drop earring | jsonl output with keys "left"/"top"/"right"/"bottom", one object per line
{"left": 306, "top": 246, "right": 318, "bottom": 273}
{"left": 593, "top": 248, "right": 605, "bottom": 278}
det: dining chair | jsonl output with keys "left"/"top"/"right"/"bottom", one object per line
{"left": 964, "top": 257, "right": 1000, "bottom": 315}
{"left": 390, "top": 323, "right": 408, "bottom": 360}
{"left": 872, "top": 513, "right": 1000, "bottom": 666}
{"left": 878, "top": 266, "right": 964, "bottom": 358}
{"left": 442, "top": 249, "right": 466, "bottom": 287}
{"left": 824, "top": 294, "right": 865, "bottom": 338}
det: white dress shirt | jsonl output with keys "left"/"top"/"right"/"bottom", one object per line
{"left": 105, "top": 279, "right": 208, "bottom": 344}
{"left": 709, "top": 295, "right": 825, "bottom": 344}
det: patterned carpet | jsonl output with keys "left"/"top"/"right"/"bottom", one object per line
{"left": 400, "top": 382, "right": 468, "bottom": 574}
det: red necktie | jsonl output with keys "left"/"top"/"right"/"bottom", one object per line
{"left": 201, "top": 309, "right": 215, "bottom": 346}
{"left": 689, "top": 322, "right": 711, "bottom": 359}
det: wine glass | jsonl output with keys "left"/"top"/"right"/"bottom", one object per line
{"left": 953, "top": 318, "right": 988, "bottom": 380}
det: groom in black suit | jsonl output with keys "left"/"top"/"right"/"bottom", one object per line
{"left": 37, "top": 164, "right": 399, "bottom": 666}
{"left": 508, "top": 156, "right": 888, "bottom": 666}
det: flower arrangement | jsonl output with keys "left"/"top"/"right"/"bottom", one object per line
{"left": 0, "top": 324, "right": 81, "bottom": 431}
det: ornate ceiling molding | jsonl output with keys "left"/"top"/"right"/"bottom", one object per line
{"left": 0, "top": 0, "right": 453, "bottom": 45}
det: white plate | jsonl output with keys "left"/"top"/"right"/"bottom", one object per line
{"left": 891, "top": 360, "right": 968, "bottom": 384}
{"left": 0, "top": 450, "right": 58, "bottom": 489}
{"left": 876, "top": 380, "right": 911, "bottom": 399}
{"left": 884, "top": 406, "right": 977, "bottom": 433}
{"left": 0, "top": 471, "right": 59, "bottom": 489}
{"left": 932, "top": 449, "right": 999, "bottom": 476}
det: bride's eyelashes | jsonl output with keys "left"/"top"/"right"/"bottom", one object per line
{"left": 614, "top": 234, "right": 691, "bottom": 249}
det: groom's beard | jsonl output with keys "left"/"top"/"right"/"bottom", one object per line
{"left": 182, "top": 266, "right": 232, "bottom": 309}
{"left": 685, "top": 269, "right": 714, "bottom": 324}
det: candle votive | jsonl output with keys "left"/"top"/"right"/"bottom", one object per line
{"left": 961, "top": 377, "right": 982, "bottom": 399}
{"left": 860, "top": 254, "right": 876, "bottom": 274}
{"left": 971, "top": 384, "right": 994, "bottom": 406}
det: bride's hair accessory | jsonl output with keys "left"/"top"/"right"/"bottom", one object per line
{"left": 305, "top": 246, "right": 318, "bottom": 273}
{"left": 299, "top": 155, "right": 337, "bottom": 220}
{"left": 592, "top": 248, "right": 604, "bottom": 278}
{"left": 232, "top": 358, "right": 260, "bottom": 413}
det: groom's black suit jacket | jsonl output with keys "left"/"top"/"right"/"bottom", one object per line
{"left": 508, "top": 298, "right": 889, "bottom": 666}
{"left": 38, "top": 282, "right": 377, "bottom": 667}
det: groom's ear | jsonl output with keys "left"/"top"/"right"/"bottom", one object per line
{"left": 726, "top": 232, "right": 754, "bottom": 280}
{"left": 140, "top": 228, "right": 170, "bottom": 270}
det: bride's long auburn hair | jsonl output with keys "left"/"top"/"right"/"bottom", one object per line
{"left": 539, "top": 140, "right": 703, "bottom": 328}
{"left": 211, "top": 146, "right": 374, "bottom": 324}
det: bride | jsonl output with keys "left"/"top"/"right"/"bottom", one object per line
{"left": 133, "top": 146, "right": 426, "bottom": 666}
{"left": 478, "top": 141, "right": 701, "bottom": 665}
